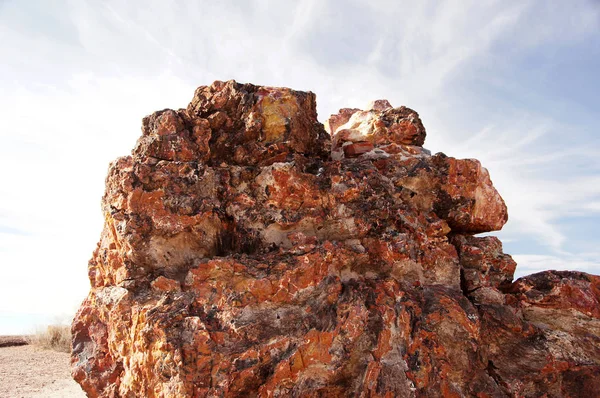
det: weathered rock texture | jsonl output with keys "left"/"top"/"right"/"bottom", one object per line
{"left": 72, "top": 81, "right": 600, "bottom": 397}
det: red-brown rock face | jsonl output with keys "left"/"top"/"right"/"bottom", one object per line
{"left": 72, "top": 80, "right": 600, "bottom": 397}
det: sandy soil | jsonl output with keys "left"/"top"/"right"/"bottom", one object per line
{"left": 0, "top": 344, "right": 85, "bottom": 398}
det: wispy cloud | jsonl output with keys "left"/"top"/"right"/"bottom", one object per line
{"left": 513, "top": 253, "right": 599, "bottom": 278}
{"left": 0, "top": 226, "right": 30, "bottom": 236}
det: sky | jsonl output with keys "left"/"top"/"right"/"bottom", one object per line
{"left": 0, "top": 0, "right": 599, "bottom": 335}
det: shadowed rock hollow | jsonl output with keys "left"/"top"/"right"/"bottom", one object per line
{"left": 71, "top": 81, "right": 600, "bottom": 397}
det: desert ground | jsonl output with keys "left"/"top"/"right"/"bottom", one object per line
{"left": 0, "top": 337, "right": 85, "bottom": 398}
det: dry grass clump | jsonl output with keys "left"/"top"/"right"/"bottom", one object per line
{"left": 28, "top": 324, "right": 71, "bottom": 353}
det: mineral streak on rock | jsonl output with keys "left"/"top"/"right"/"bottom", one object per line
{"left": 72, "top": 80, "right": 600, "bottom": 397}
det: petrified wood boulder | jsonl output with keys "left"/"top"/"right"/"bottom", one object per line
{"left": 72, "top": 80, "right": 600, "bottom": 397}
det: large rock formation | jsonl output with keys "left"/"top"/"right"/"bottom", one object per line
{"left": 72, "top": 81, "right": 600, "bottom": 397}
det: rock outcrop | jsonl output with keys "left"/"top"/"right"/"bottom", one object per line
{"left": 72, "top": 80, "right": 600, "bottom": 397}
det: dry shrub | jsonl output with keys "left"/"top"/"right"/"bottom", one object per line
{"left": 29, "top": 324, "right": 71, "bottom": 353}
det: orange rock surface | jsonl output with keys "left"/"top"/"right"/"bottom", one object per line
{"left": 72, "top": 81, "right": 600, "bottom": 397}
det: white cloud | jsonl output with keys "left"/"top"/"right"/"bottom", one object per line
{"left": 584, "top": 202, "right": 600, "bottom": 211}
{"left": 513, "top": 253, "right": 600, "bottom": 279}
